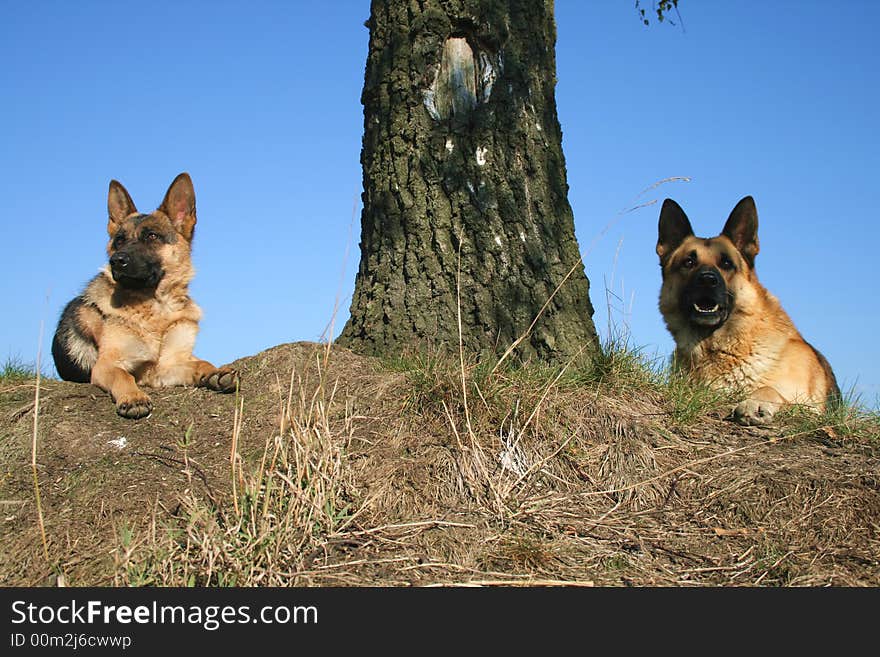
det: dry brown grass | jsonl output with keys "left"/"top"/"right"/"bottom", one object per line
{"left": 1, "top": 341, "right": 878, "bottom": 587}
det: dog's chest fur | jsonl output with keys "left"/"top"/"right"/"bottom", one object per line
{"left": 672, "top": 290, "right": 795, "bottom": 393}
{"left": 87, "top": 269, "right": 202, "bottom": 350}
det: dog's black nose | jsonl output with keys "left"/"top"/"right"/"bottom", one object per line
{"left": 698, "top": 269, "right": 720, "bottom": 287}
{"left": 110, "top": 252, "right": 129, "bottom": 269}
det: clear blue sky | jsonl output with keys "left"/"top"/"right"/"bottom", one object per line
{"left": 2, "top": 1, "right": 878, "bottom": 407}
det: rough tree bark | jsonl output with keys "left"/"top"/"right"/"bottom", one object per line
{"left": 337, "top": 0, "right": 599, "bottom": 364}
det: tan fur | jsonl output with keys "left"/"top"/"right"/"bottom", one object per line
{"left": 657, "top": 197, "right": 838, "bottom": 426}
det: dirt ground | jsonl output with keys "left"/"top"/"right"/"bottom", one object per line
{"left": 1, "top": 341, "right": 878, "bottom": 586}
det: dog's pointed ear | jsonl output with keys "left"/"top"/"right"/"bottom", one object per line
{"left": 107, "top": 180, "right": 137, "bottom": 236}
{"left": 657, "top": 199, "right": 694, "bottom": 264}
{"left": 722, "top": 196, "right": 759, "bottom": 267}
{"left": 158, "top": 173, "right": 197, "bottom": 241}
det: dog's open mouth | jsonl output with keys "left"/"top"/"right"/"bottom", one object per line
{"left": 693, "top": 299, "right": 719, "bottom": 314}
{"left": 688, "top": 296, "right": 726, "bottom": 326}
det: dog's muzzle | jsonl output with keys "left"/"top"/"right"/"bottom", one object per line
{"left": 110, "top": 251, "right": 163, "bottom": 289}
{"left": 682, "top": 267, "right": 730, "bottom": 328}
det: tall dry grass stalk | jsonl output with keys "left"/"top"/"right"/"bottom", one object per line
{"left": 445, "top": 234, "right": 595, "bottom": 516}
{"left": 31, "top": 320, "right": 49, "bottom": 563}
{"left": 455, "top": 239, "right": 475, "bottom": 441}
{"left": 229, "top": 380, "right": 244, "bottom": 515}
{"left": 493, "top": 176, "right": 690, "bottom": 374}
{"left": 319, "top": 193, "right": 357, "bottom": 371}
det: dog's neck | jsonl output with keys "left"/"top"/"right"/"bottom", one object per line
{"left": 672, "top": 293, "right": 795, "bottom": 392}
{"left": 101, "top": 266, "right": 194, "bottom": 310}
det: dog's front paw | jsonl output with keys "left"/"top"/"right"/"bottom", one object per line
{"left": 203, "top": 367, "right": 239, "bottom": 393}
{"left": 732, "top": 398, "right": 779, "bottom": 426}
{"left": 116, "top": 393, "right": 153, "bottom": 419}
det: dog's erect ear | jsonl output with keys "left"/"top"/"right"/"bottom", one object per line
{"left": 657, "top": 199, "right": 694, "bottom": 263}
{"left": 158, "top": 173, "right": 197, "bottom": 241}
{"left": 107, "top": 180, "right": 137, "bottom": 236}
{"left": 722, "top": 196, "right": 759, "bottom": 267}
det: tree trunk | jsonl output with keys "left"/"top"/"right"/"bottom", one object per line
{"left": 337, "top": 0, "right": 599, "bottom": 365}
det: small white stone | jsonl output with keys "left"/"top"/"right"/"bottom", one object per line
{"left": 476, "top": 146, "right": 488, "bottom": 166}
{"left": 445, "top": 138, "right": 454, "bottom": 153}
{"left": 494, "top": 235, "right": 502, "bottom": 246}
{"left": 108, "top": 436, "right": 128, "bottom": 449}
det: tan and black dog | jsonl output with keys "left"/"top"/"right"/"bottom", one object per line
{"left": 52, "top": 173, "right": 237, "bottom": 419}
{"left": 657, "top": 196, "right": 839, "bottom": 425}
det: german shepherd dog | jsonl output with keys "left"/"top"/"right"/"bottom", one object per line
{"left": 52, "top": 173, "right": 238, "bottom": 419}
{"left": 657, "top": 196, "right": 839, "bottom": 425}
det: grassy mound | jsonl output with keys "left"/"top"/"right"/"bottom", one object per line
{"left": 1, "top": 342, "right": 878, "bottom": 586}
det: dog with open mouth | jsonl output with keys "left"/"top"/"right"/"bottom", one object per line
{"left": 657, "top": 196, "right": 839, "bottom": 425}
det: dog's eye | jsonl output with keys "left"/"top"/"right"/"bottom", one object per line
{"left": 682, "top": 256, "right": 696, "bottom": 269}
{"left": 719, "top": 255, "right": 735, "bottom": 271}
{"left": 112, "top": 234, "right": 126, "bottom": 248}
{"left": 144, "top": 231, "right": 160, "bottom": 242}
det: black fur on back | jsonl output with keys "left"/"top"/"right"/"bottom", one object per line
{"left": 51, "top": 296, "right": 94, "bottom": 383}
